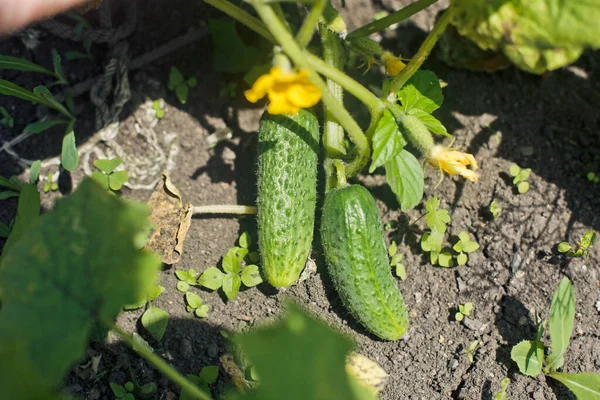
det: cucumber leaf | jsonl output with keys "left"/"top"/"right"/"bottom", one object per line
{"left": 369, "top": 109, "right": 406, "bottom": 173}
{"left": 385, "top": 150, "right": 424, "bottom": 211}
{"left": 208, "top": 19, "right": 258, "bottom": 74}
{"left": 1, "top": 184, "right": 40, "bottom": 255}
{"left": 397, "top": 70, "right": 443, "bottom": 114}
{"left": 0, "top": 179, "right": 160, "bottom": 390}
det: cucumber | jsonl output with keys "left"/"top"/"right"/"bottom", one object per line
{"left": 320, "top": 184, "right": 409, "bottom": 340}
{"left": 257, "top": 109, "right": 320, "bottom": 288}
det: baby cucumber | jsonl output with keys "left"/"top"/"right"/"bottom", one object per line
{"left": 257, "top": 109, "right": 320, "bottom": 288}
{"left": 320, "top": 184, "right": 409, "bottom": 340}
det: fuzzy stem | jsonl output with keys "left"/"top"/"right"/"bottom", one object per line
{"left": 252, "top": 1, "right": 370, "bottom": 177}
{"left": 296, "top": 0, "right": 327, "bottom": 47}
{"left": 389, "top": 7, "right": 454, "bottom": 94}
{"left": 192, "top": 205, "right": 257, "bottom": 215}
{"left": 347, "top": 0, "right": 438, "bottom": 38}
{"left": 333, "top": 159, "right": 348, "bottom": 188}
{"left": 109, "top": 324, "right": 212, "bottom": 400}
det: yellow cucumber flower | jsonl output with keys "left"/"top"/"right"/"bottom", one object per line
{"left": 244, "top": 67, "right": 321, "bottom": 115}
{"left": 427, "top": 145, "right": 479, "bottom": 182}
{"left": 381, "top": 52, "right": 406, "bottom": 76}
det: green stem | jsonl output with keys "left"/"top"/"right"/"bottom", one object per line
{"left": 296, "top": 0, "right": 327, "bottom": 48}
{"left": 192, "top": 205, "right": 257, "bottom": 215}
{"left": 252, "top": 1, "right": 370, "bottom": 177}
{"left": 347, "top": 0, "right": 438, "bottom": 38}
{"left": 333, "top": 159, "right": 348, "bottom": 188}
{"left": 203, "top": 0, "right": 274, "bottom": 42}
{"left": 389, "top": 7, "right": 454, "bottom": 94}
{"left": 109, "top": 324, "right": 212, "bottom": 400}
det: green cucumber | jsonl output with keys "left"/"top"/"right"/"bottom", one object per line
{"left": 320, "top": 184, "right": 409, "bottom": 340}
{"left": 257, "top": 109, "right": 320, "bottom": 288}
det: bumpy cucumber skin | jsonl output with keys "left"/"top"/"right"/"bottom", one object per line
{"left": 321, "top": 184, "right": 409, "bottom": 340}
{"left": 257, "top": 109, "right": 320, "bottom": 288}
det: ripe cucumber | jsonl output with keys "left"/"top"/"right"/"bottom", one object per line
{"left": 257, "top": 109, "right": 319, "bottom": 288}
{"left": 320, "top": 184, "right": 409, "bottom": 340}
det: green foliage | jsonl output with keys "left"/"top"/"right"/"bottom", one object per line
{"left": 29, "top": 160, "right": 41, "bottom": 184}
{"left": 546, "top": 372, "right": 600, "bottom": 399}
{"left": 0, "top": 174, "right": 21, "bottom": 200}
{"left": 463, "top": 340, "right": 478, "bottom": 363}
{"left": 43, "top": 173, "right": 59, "bottom": 193}
{"left": 124, "top": 282, "right": 165, "bottom": 310}
{"left": 509, "top": 163, "right": 531, "bottom": 194}
{"left": 168, "top": 66, "right": 197, "bottom": 105}
{"left": 0, "top": 105, "right": 14, "bottom": 128}
{"left": 511, "top": 340, "right": 544, "bottom": 377}
{"left": 175, "top": 268, "right": 199, "bottom": 293}
{"left": 388, "top": 241, "right": 406, "bottom": 280}
{"left": 369, "top": 109, "right": 406, "bottom": 172}
{"left": 451, "top": 0, "right": 600, "bottom": 74}
{"left": 494, "top": 378, "right": 510, "bottom": 400}
{"left": 91, "top": 157, "right": 129, "bottom": 193}
{"left": 2, "top": 184, "right": 40, "bottom": 255}
{"left": 208, "top": 19, "right": 259, "bottom": 74}
{"left": 558, "top": 231, "right": 597, "bottom": 259}
{"left": 425, "top": 196, "right": 451, "bottom": 233}
{"left": 0, "top": 179, "right": 160, "bottom": 395}
{"left": 235, "top": 303, "right": 373, "bottom": 400}
{"left": 0, "top": 55, "right": 57, "bottom": 77}
{"left": 181, "top": 366, "right": 220, "bottom": 400}
{"left": 141, "top": 306, "right": 169, "bottom": 341}
{"left": 185, "top": 292, "right": 209, "bottom": 318}
{"left": 545, "top": 278, "right": 575, "bottom": 372}
{"left": 453, "top": 231, "right": 480, "bottom": 266}
{"left": 110, "top": 381, "right": 136, "bottom": 400}
{"left": 23, "top": 120, "right": 69, "bottom": 134}
{"left": 489, "top": 200, "right": 501, "bottom": 219}
{"left": 198, "top": 233, "right": 263, "bottom": 300}
{"left": 152, "top": 100, "right": 165, "bottom": 119}
{"left": 385, "top": 149, "right": 424, "bottom": 211}
{"left": 61, "top": 121, "right": 79, "bottom": 171}
{"left": 455, "top": 302, "right": 473, "bottom": 322}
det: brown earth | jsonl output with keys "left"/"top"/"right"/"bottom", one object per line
{"left": 1, "top": 1, "right": 600, "bottom": 399}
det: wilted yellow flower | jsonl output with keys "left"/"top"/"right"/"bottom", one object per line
{"left": 427, "top": 145, "right": 478, "bottom": 182}
{"left": 381, "top": 52, "right": 406, "bottom": 76}
{"left": 245, "top": 67, "right": 321, "bottom": 115}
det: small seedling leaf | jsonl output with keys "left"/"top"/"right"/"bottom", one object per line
{"left": 140, "top": 382, "right": 158, "bottom": 396}
{"left": 248, "top": 251, "right": 260, "bottom": 263}
{"left": 385, "top": 149, "right": 424, "bottom": 211}
{"left": 122, "top": 393, "right": 135, "bottom": 400}
{"left": 187, "top": 77, "right": 198, "bottom": 88}
{"left": 397, "top": 70, "right": 443, "bottom": 114}
{"left": 509, "top": 164, "right": 520, "bottom": 177}
{"left": 462, "top": 303, "right": 473, "bottom": 316}
{"left": 94, "top": 158, "right": 122, "bottom": 174}
{"left": 517, "top": 181, "right": 530, "bottom": 194}
{"left": 388, "top": 241, "right": 397, "bottom": 257}
{"left": 511, "top": 340, "right": 544, "bottom": 377}
{"left": 438, "top": 252, "right": 454, "bottom": 267}
{"left": 177, "top": 281, "right": 190, "bottom": 293}
{"left": 222, "top": 248, "right": 241, "bottom": 274}
{"left": 235, "top": 246, "right": 249, "bottom": 260}
{"left": 199, "top": 366, "right": 219, "bottom": 384}
{"left": 185, "top": 292, "right": 203, "bottom": 309}
{"left": 370, "top": 109, "right": 405, "bottom": 172}
{"left": 198, "top": 267, "right": 225, "bottom": 290}
{"left": 175, "top": 83, "right": 189, "bottom": 105}
{"left": 239, "top": 232, "right": 252, "bottom": 249}
{"left": 195, "top": 305, "right": 209, "bottom": 318}
{"left": 425, "top": 197, "right": 451, "bottom": 232}
{"left": 91, "top": 171, "right": 109, "bottom": 190}
{"left": 558, "top": 242, "right": 571, "bottom": 253}
{"left": 61, "top": 122, "right": 79, "bottom": 171}
{"left": 29, "top": 160, "right": 41, "bottom": 184}
{"left": 124, "top": 381, "right": 134, "bottom": 392}
{"left": 110, "top": 382, "right": 127, "bottom": 397}
{"left": 147, "top": 285, "right": 165, "bottom": 302}
{"left": 455, "top": 312, "right": 464, "bottom": 321}
{"left": 493, "top": 378, "right": 510, "bottom": 400}
{"left": 222, "top": 274, "right": 241, "bottom": 300}
{"left": 456, "top": 252, "right": 468, "bottom": 266}
{"left": 141, "top": 306, "right": 169, "bottom": 341}
{"left": 241, "top": 264, "right": 262, "bottom": 287}
{"left": 546, "top": 278, "right": 575, "bottom": 372}
{"left": 547, "top": 371, "right": 600, "bottom": 399}
{"left": 396, "top": 264, "right": 406, "bottom": 280}
{"left": 109, "top": 170, "right": 129, "bottom": 191}
{"left": 421, "top": 230, "right": 444, "bottom": 253}
{"left": 168, "top": 66, "right": 185, "bottom": 90}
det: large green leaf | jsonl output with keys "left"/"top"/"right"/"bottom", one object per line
{"left": 548, "top": 372, "right": 600, "bottom": 400}
{"left": 511, "top": 340, "right": 544, "bottom": 377}
{"left": 236, "top": 303, "right": 361, "bottom": 400}
{"left": 545, "top": 278, "right": 575, "bottom": 371}
{"left": 0, "top": 56, "right": 56, "bottom": 76}
{"left": 450, "top": 0, "right": 600, "bottom": 73}
{"left": 208, "top": 19, "right": 258, "bottom": 73}
{"left": 369, "top": 109, "right": 406, "bottom": 173}
{"left": 1, "top": 184, "right": 40, "bottom": 255}
{"left": 397, "top": 70, "right": 443, "bottom": 114}
{"left": 0, "top": 179, "right": 160, "bottom": 391}
{"left": 385, "top": 150, "right": 424, "bottom": 211}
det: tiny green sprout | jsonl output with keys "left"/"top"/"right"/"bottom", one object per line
{"left": 384, "top": 221, "right": 397, "bottom": 230}
{"left": 421, "top": 230, "right": 444, "bottom": 265}
{"left": 453, "top": 231, "right": 480, "bottom": 266}
{"left": 168, "top": 66, "right": 197, "bottom": 105}
{"left": 181, "top": 366, "right": 220, "bottom": 400}
{"left": 388, "top": 241, "right": 406, "bottom": 280}
{"left": 43, "top": 173, "right": 59, "bottom": 193}
{"left": 175, "top": 268, "right": 199, "bottom": 293}
{"left": 388, "top": 240, "right": 397, "bottom": 257}
{"left": 185, "top": 292, "right": 209, "bottom": 318}
{"left": 425, "top": 196, "right": 451, "bottom": 233}
{"left": 198, "top": 247, "right": 263, "bottom": 300}
{"left": 557, "top": 231, "right": 596, "bottom": 259}
{"left": 587, "top": 172, "right": 596, "bottom": 182}
{"left": 151, "top": 100, "right": 165, "bottom": 119}
{"left": 463, "top": 340, "right": 479, "bottom": 363}
{"left": 141, "top": 306, "right": 169, "bottom": 341}
{"left": 239, "top": 231, "right": 252, "bottom": 249}
{"left": 0, "top": 106, "right": 14, "bottom": 128}
{"left": 489, "top": 200, "right": 501, "bottom": 219}
{"left": 219, "top": 81, "right": 238, "bottom": 99}
{"left": 123, "top": 280, "right": 165, "bottom": 310}
{"left": 91, "top": 158, "right": 129, "bottom": 193}
{"left": 109, "top": 381, "right": 135, "bottom": 400}
{"left": 509, "top": 163, "right": 531, "bottom": 194}
{"left": 493, "top": 378, "right": 510, "bottom": 400}
{"left": 455, "top": 302, "right": 473, "bottom": 322}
